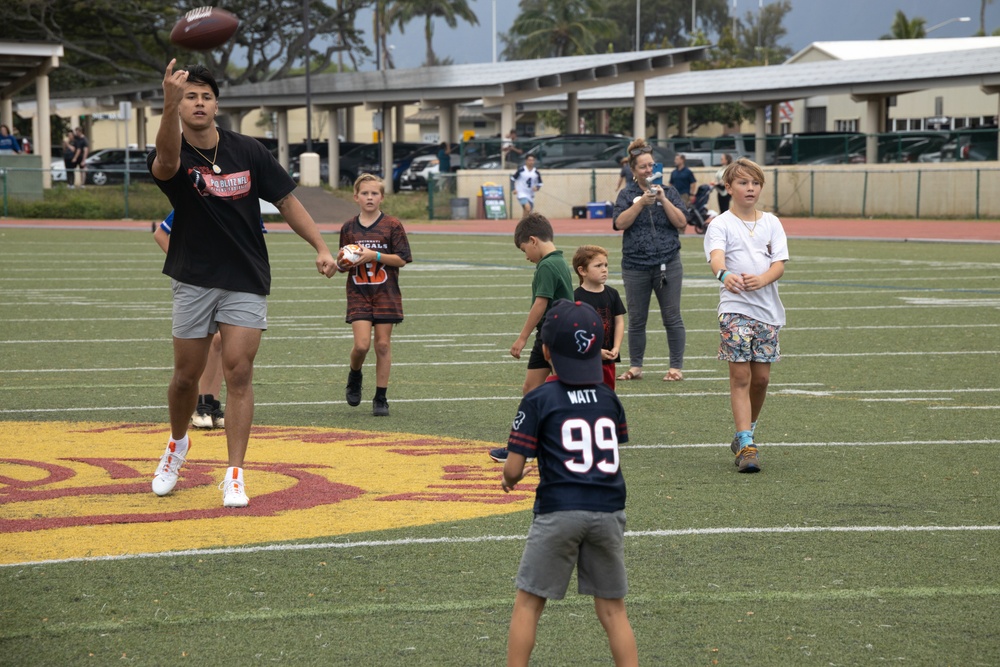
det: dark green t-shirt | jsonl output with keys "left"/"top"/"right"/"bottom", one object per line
{"left": 532, "top": 249, "right": 574, "bottom": 330}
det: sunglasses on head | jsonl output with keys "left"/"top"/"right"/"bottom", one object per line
{"left": 629, "top": 146, "right": 653, "bottom": 156}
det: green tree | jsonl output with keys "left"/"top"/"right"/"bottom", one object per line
{"left": 501, "top": 0, "right": 619, "bottom": 60}
{"left": 386, "top": 0, "right": 479, "bottom": 67}
{"left": 730, "top": 0, "right": 793, "bottom": 65}
{"left": 0, "top": 0, "right": 375, "bottom": 92}
{"left": 881, "top": 10, "right": 927, "bottom": 39}
{"left": 597, "top": 0, "right": 729, "bottom": 52}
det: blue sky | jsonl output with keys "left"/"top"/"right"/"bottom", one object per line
{"left": 351, "top": 0, "right": 1000, "bottom": 70}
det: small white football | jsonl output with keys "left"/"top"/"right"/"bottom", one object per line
{"left": 338, "top": 243, "right": 364, "bottom": 268}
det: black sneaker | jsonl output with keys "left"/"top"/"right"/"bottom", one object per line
{"left": 372, "top": 395, "right": 389, "bottom": 416}
{"left": 489, "top": 447, "right": 534, "bottom": 464}
{"left": 346, "top": 370, "right": 362, "bottom": 407}
{"left": 210, "top": 399, "right": 225, "bottom": 429}
{"left": 191, "top": 398, "right": 214, "bottom": 429}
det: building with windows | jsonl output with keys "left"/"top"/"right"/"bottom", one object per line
{"left": 785, "top": 38, "right": 1000, "bottom": 134}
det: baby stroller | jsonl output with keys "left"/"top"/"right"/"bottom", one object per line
{"left": 685, "top": 184, "right": 713, "bottom": 234}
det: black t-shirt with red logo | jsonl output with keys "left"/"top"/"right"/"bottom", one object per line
{"left": 148, "top": 129, "right": 294, "bottom": 295}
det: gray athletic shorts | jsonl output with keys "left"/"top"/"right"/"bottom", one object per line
{"left": 515, "top": 509, "right": 628, "bottom": 600}
{"left": 171, "top": 279, "right": 267, "bottom": 339}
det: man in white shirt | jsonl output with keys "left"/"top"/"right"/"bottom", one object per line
{"left": 511, "top": 155, "right": 542, "bottom": 217}
{"left": 501, "top": 129, "right": 523, "bottom": 169}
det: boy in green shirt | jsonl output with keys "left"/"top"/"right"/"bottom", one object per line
{"left": 491, "top": 212, "right": 574, "bottom": 463}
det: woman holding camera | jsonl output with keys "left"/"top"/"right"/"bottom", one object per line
{"left": 612, "top": 137, "right": 689, "bottom": 382}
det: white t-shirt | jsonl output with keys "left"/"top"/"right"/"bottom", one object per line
{"left": 703, "top": 209, "right": 789, "bottom": 326}
{"left": 512, "top": 165, "right": 542, "bottom": 201}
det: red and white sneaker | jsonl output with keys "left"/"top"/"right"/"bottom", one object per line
{"left": 219, "top": 467, "right": 249, "bottom": 507}
{"left": 152, "top": 438, "right": 189, "bottom": 496}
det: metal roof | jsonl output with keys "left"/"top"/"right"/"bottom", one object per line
{"left": 214, "top": 47, "right": 707, "bottom": 111}
{"left": 786, "top": 37, "right": 1000, "bottom": 63}
{"left": 513, "top": 45, "right": 1000, "bottom": 111}
{"left": 0, "top": 41, "right": 63, "bottom": 98}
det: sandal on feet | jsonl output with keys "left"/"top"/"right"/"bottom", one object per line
{"left": 617, "top": 369, "right": 643, "bottom": 381}
{"left": 663, "top": 369, "right": 684, "bottom": 381}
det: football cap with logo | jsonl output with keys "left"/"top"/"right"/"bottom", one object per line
{"left": 540, "top": 299, "right": 604, "bottom": 385}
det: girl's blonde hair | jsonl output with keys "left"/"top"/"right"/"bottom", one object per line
{"left": 353, "top": 173, "right": 385, "bottom": 195}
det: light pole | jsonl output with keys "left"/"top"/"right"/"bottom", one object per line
{"left": 635, "top": 0, "right": 640, "bottom": 51}
{"left": 926, "top": 16, "right": 971, "bottom": 34}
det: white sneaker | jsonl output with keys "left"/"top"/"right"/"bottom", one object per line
{"left": 152, "top": 439, "right": 189, "bottom": 496}
{"left": 219, "top": 468, "right": 249, "bottom": 507}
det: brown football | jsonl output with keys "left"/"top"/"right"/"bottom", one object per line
{"left": 169, "top": 7, "right": 239, "bottom": 51}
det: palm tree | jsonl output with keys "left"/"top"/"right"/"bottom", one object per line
{"left": 386, "top": 0, "right": 479, "bottom": 67}
{"left": 882, "top": 10, "right": 927, "bottom": 39}
{"left": 503, "top": 0, "right": 619, "bottom": 60}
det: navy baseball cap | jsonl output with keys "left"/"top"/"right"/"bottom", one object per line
{"left": 540, "top": 299, "right": 604, "bottom": 385}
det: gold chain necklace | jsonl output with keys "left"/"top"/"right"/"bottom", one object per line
{"left": 189, "top": 132, "right": 221, "bottom": 174}
{"left": 738, "top": 211, "right": 759, "bottom": 236}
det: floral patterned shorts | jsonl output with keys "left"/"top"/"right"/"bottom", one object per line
{"left": 718, "top": 313, "right": 781, "bottom": 363}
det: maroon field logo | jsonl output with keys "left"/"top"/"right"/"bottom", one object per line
{"left": 0, "top": 422, "right": 535, "bottom": 565}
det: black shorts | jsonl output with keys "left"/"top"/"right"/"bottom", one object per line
{"left": 527, "top": 335, "right": 550, "bottom": 370}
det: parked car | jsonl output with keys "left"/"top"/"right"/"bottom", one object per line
{"left": 398, "top": 148, "right": 461, "bottom": 190}
{"left": 795, "top": 132, "right": 952, "bottom": 164}
{"left": 773, "top": 132, "right": 865, "bottom": 165}
{"left": 879, "top": 132, "right": 951, "bottom": 163}
{"left": 462, "top": 136, "right": 545, "bottom": 169}
{"left": 938, "top": 127, "right": 998, "bottom": 161}
{"left": 555, "top": 143, "right": 679, "bottom": 169}
{"left": 523, "top": 134, "right": 629, "bottom": 168}
{"left": 51, "top": 158, "right": 67, "bottom": 182}
{"left": 293, "top": 141, "right": 430, "bottom": 187}
{"left": 82, "top": 148, "right": 155, "bottom": 185}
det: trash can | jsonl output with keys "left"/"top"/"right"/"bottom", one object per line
{"left": 451, "top": 197, "right": 470, "bottom": 219}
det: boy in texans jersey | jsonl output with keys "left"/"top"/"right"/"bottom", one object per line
{"left": 500, "top": 299, "right": 638, "bottom": 667}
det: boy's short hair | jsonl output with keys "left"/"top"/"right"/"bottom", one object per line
{"left": 724, "top": 157, "right": 766, "bottom": 187}
{"left": 514, "top": 212, "right": 554, "bottom": 248}
{"left": 572, "top": 245, "right": 608, "bottom": 284}
{"left": 184, "top": 64, "right": 220, "bottom": 99}
{"left": 353, "top": 173, "right": 385, "bottom": 195}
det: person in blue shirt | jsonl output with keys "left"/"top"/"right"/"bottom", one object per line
{"left": 501, "top": 299, "right": 638, "bottom": 667}
{"left": 0, "top": 125, "right": 22, "bottom": 154}
{"left": 669, "top": 153, "right": 697, "bottom": 207}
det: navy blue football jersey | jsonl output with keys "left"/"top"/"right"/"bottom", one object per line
{"left": 507, "top": 377, "right": 628, "bottom": 514}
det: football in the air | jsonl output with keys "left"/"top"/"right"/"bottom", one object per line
{"left": 170, "top": 7, "right": 240, "bottom": 50}
{"left": 338, "top": 244, "right": 365, "bottom": 269}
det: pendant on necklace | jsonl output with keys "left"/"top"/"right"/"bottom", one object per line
{"left": 212, "top": 164, "right": 221, "bottom": 174}
{"left": 748, "top": 229, "right": 754, "bottom": 237}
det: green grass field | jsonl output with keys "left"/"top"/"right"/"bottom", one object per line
{"left": 1, "top": 227, "right": 998, "bottom": 666}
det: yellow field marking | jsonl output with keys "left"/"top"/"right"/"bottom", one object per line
{"left": 0, "top": 422, "right": 533, "bottom": 565}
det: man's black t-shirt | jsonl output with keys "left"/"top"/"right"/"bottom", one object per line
{"left": 148, "top": 129, "right": 295, "bottom": 295}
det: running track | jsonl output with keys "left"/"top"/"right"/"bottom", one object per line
{"left": 3, "top": 215, "right": 998, "bottom": 243}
